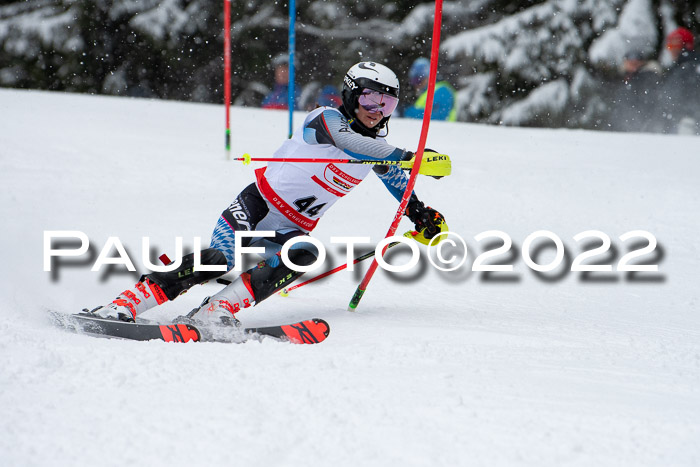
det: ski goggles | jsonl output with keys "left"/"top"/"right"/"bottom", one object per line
{"left": 358, "top": 89, "right": 399, "bottom": 116}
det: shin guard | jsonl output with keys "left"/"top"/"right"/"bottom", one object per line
{"left": 247, "top": 248, "right": 317, "bottom": 304}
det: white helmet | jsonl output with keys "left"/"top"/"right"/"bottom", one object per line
{"left": 342, "top": 61, "right": 400, "bottom": 130}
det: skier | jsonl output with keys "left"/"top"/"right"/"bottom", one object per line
{"left": 90, "top": 61, "right": 448, "bottom": 326}
{"left": 261, "top": 53, "right": 301, "bottom": 110}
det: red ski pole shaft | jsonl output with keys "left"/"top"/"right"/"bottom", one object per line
{"left": 348, "top": 0, "right": 443, "bottom": 311}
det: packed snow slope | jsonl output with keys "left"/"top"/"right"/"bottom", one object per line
{"left": 1, "top": 89, "right": 699, "bottom": 467}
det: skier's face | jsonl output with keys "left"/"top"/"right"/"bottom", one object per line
{"left": 355, "top": 104, "right": 382, "bottom": 128}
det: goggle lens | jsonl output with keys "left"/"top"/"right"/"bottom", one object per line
{"left": 358, "top": 89, "right": 399, "bottom": 116}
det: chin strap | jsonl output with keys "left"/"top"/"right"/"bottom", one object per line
{"left": 341, "top": 104, "right": 381, "bottom": 139}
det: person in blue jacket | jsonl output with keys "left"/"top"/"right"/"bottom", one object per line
{"left": 404, "top": 58, "right": 457, "bottom": 121}
{"left": 261, "top": 54, "right": 301, "bottom": 110}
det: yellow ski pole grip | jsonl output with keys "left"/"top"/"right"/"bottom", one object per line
{"left": 402, "top": 152, "right": 452, "bottom": 177}
{"left": 420, "top": 152, "right": 451, "bottom": 177}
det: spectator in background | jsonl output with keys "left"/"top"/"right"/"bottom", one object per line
{"left": 610, "top": 49, "right": 663, "bottom": 132}
{"left": 660, "top": 27, "right": 700, "bottom": 134}
{"left": 404, "top": 58, "right": 457, "bottom": 121}
{"left": 299, "top": 82, "right": 342, "bottom": 111}
{"left": 317, "top": 85, "right": 342, "bottom": 108}
{"left": 261, "top": 53, "right": 301, "bottom": 110}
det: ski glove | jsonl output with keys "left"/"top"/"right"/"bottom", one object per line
{"left": 405, "top": 195, "right": 446, "bottom": 240}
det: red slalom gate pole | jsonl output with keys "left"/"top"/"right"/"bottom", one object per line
{"left": 348, "top": 0, "right": 443, "bottom": 311}
{"left": 223, "top": 0, "right": 231, "bottom": 158}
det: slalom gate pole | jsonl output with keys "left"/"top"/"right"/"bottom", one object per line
{"left": 223, "top": 0, "right": 231, "bottom": 159}
{"left": 347, "top": 0, "right": 444, "bottom": 311}
{"left": 280, "top": 241, "right": 401, "bottom": 296}
{"left": 287, "top": 0, "right": 296, "bottom": 138}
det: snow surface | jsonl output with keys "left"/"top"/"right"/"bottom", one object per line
{"left": 1, "top": 89, "right": 699, "bottom": 466}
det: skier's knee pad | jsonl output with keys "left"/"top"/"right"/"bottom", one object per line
{"left": 248, "top": 248, "right": 317, "bottom": 303}
{"left": 146, "top": 248, "right": 228, "bottom": 301}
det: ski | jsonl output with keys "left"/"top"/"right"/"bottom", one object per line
{"left": 49, "top": 312, "right": 330, "bottom": 345}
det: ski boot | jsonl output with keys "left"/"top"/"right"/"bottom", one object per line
{"left": 180, "top": 273, "right": 255, "bottom": 327}
{"left": 88, "top": 277, "right": 168, "bottom": 322}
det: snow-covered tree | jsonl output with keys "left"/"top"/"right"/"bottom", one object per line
{"left": 0, "top": 0, "right": 698, "bottom": 132}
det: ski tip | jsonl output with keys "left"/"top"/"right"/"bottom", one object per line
{"left": 313, "top": 318, "right": 330, "bottom": 337}
{"left": 281, "top": 318, "right": 330, "bottom": 344}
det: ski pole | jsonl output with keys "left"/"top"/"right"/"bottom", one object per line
{"left": 279, "top": 240, "right": 401, "bottom": 296}
{"left": 235, "top": 153, "right": 414, "bottom": 169}
{"left": 235, "top": 153, "right": 451, "bottom": 178}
